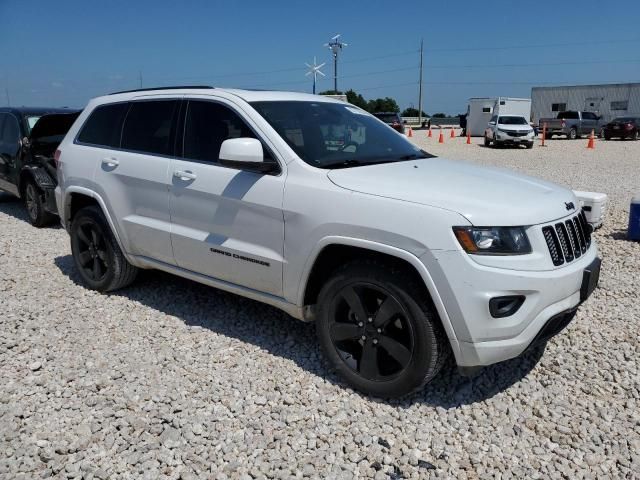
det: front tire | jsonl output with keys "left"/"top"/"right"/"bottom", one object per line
{"left": 526, "top": 141, "right": 534, "bottom": 149}
{"left": 568, "top": 128, "right": 578, "bottom": 140}
{"left": 70, "top": 206, "right": 138, "bottom": 292}
{"left": 23, "top": 179, "right": 55, "bottom": 228}
{"left": 316, "top": 260, "right": 448, "bottom": 398}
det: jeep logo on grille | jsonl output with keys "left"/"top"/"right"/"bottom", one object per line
{"left": 565, "top": 202, "right": 575, "bottom": 211}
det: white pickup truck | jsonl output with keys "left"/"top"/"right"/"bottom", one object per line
{"left": 55, "top": 87, "right": 600, "bottom": 397}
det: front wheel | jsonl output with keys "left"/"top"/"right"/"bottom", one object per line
{"left": 70, "top": 206, "right": 138, "bottom": 292}
{"left": 568, "top": 128, "right": 578, "bottom": 140}
{"left": 526, "top": 142, "right": 534, "bottom": 149}
{"left": 316, "top": 260, "right": 448, "bottom": 398}
{"left": 23, "top": 179, "right": 55, "bottom": 228}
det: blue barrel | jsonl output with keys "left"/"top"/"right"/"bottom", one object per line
{"left": 629, "top": 197, "right": 640, "bottom": 241}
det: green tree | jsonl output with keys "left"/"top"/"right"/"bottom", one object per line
{"left": 318, "top": 90, "right": 343, "bottom": 95}
{"left": 345, "top": 89, "right": 368, "bottom": 110}
{"left": 367, "top": 97, "right": 400, "bottom": 113}
{"left": 432, "top": 112, "right": 447, "bottom": 118}
{"left": 401, "top": 107, "right": 428, "bottom": 117}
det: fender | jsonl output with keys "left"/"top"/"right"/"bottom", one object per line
{"left": 61, "top": 186, "right": 139, "bottom": 267}
{"left": 296, "top": 236, "right": 460, "bottom": 355}
{"left": 19, "top": 166, "right": 55, "bottom": 193}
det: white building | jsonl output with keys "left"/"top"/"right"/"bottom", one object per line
{"left": 531, "top": 83, "right": 640, "bottom": 123}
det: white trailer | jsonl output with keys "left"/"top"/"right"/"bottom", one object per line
{"left": 466, "top": 97, "right": 532, "bottom": 136}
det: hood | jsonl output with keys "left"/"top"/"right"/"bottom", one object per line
{"left": 327, "top": 157, "right": 577, "bottom": 226}
{"left": 497, "top": 123, "right": 533, "bottom": 131}
{"left": 29, "top": 112, "right": 80, "bottom": 157}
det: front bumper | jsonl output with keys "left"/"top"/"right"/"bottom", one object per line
{"left": 423, "top": 243, "right": 599, "bottom": 367}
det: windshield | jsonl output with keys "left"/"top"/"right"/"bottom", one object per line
{"left": 498, "top": 116, "right": 528, "bottom": 125}
{"left": 251, "top": 101, "right": 432, "bottom": 168}
{"left": 26, "top": 115, "right": 42, "bottom": 133}
{"left": 374, "top": 113, "right": 400, "bottom": 124}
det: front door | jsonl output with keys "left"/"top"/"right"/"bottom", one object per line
{"left": 0, "top": 113, "right": 21, "bottom": 195}
{"left": 169, "top": 98, "right": 285, "bottom": 296}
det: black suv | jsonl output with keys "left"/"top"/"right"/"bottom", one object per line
{"left": 0, "top": 107, "right": 79, "bottom": 226}
{"left": 373, "top": 112, "right": 405, "bottom": 134}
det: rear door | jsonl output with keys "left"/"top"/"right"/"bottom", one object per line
{"left": 581, "top": 112, "right": 598, "bottom": 135}
{"left": 168, "top": 97, "right": 285, "bottom": 296}
{"left": 88, "top": 98, "right": 179, "bottom": 265}
{"left": 0, "top": 113, "right": 21, "bottom": 195}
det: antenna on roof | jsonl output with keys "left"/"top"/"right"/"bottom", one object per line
{"left": 305, "top": 57, "right": 326, "bottom": 94}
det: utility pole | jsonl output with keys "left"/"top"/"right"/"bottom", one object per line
{"left": 325, "top": 34, "right": 347, "bottom": 93}
{"left": 418, "top": 38, "right": 424, "bottom": 127}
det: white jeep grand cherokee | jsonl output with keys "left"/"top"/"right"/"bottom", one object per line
{"left": 55, "top": 87, "right": 600, "bottom": 397}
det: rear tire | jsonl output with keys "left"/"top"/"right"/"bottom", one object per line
{"left": 568, "top": 128, "right": 578, "bottom": 140}
{"left": 23, "top": 179, "right": 55, "bottom": 228}
{"left": 70, "top": 206, "right": 138, "bottom": 292}
{"left": 632, "top": 130, "right": 639, "bottom": 141}
{"left": 316, "top": 260, "right": 448, "bottom": 398}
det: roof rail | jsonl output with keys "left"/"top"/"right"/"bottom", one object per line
{"left": 109, "top": 86, "right": 214, "bottom": 95}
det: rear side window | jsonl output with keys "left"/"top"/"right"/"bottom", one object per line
{"left": 77, "top": 103, "right": 129, "bottom": 147}
{"left": 582, "top": 112, "right": 597, "bottom": 120}
{"left": 0, "top": 114, "right": 20, "bottom": 149}
{"left": 183, "top": 100, "right": 256, "bottom": 163}
{"left": 121, "top": 100, "right": 179, "bottom": 156}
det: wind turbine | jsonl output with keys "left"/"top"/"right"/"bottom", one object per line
{"left": 305, "top": 57, "right": 326, "bottom": 94}
{"left": 324, "top": 34, "right": 347, "bottom": 93}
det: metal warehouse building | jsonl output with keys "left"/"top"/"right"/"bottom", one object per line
{"left": 531, "top": 83, "right": 640, "bottom": 123}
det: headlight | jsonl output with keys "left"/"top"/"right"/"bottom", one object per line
{"left": 453, "top": 226, "right": 532, "bottom": 255}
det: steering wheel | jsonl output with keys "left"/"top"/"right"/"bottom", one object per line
{"left": 340, "top": 141, "right": 359, "bottom": 152}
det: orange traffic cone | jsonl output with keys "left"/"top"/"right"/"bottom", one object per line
{"left": 587, "top": 130, "right": 595, "bottom": 149}
{"left": 407, "top": 127, "right": 413, "bottom": 138}
{"left": 466, "top": 132, "right": 471, "bottom": 144}
{"left": 450, "top": 127, "right": 455, "bottom": 138}
{"left": 427, "top": 126, "right": 432, "bottom": 138}
{"left": 438, "top": 129, "right": 444, "bottom": 144}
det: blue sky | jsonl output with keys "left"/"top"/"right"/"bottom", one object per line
{"left": 1, "top": 0, "right": 639, "bottom": 114}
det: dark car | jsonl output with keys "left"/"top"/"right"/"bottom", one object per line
{"left": 0, "top": 107, "right": 80, "bottom": 226}
{"left": 373, "top": 112, "right": 405, "bottom": 134}
{"left": 602, "top": 116, "right": 639, "bottom": 140}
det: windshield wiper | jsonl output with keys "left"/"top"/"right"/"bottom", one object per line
{"left": 321, "top": 159, "right": 365, "bottom": 169}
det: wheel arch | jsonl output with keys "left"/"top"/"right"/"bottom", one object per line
{"left": 298, "top": 238, "right": 458, "bottom": 346}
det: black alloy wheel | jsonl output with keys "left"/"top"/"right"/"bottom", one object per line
{"left": 75, "top": 220, "right": 111, "bottom": 283}
{"left": 327, "top": 282, "right": 414, "bottom": 381}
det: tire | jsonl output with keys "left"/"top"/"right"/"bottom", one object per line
{"left": 599, "top": 128, "right": 606, "bottom": 139}
{"left": 604, "top": 134, "right": 611, "bottom": 141}
{"left": 70, "top": 205, "right": 138, "bottom": 292}
{"left": 568, "top": 128, "right": 578, "bottom": 140}
{"left": 632, "top": 130, "right": 639, "bottom": 141}
{"left": 484, "top": 135, "right": 491, "bottom": 147}
{"left": 546, "top": 133, "right": 553, "bottom": 139}
{"left": 526, "top": 142, "right": 534, "bottom": 149}
{"left": 316, "top": 260, "right": 448, "bottom": 398}
{"left": 23, "top": 178, "right": 55, "bottom": 228}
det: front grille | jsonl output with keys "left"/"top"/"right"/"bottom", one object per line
{"left": 507, "top": 130, "right": 529, "bottom": 137}
{"left": 542, "top": 210, "right": 592, "bottom": 266}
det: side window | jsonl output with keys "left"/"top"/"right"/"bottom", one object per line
{"left": 1, "top": 114, "right": 20, "bottom": 149}
{"left": 482, "top": 107, "right": 492, "bottom": 113}
{"left": 77, "top": 103, "right": 129, "bottom": 147}
{"left": 121, "top": 100, "right": 179, "bottom": 156}
{"left": 0, "top": 114, "right": 6, "bottom": 147}
{"left": 183, "top": 100, "right": 257, "bottom": 163}
{"left": 552, "top": 103, "right": 567, "bottom": 112}
{"left": 582, "top": 112, "right": 596, "bottom": 120}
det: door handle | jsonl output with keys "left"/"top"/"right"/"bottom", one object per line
{"left": 174, "top": 170, "right": 197, "bottom": 181}
{"left": 101, "top": 157, "right": 119, "bottom": 168}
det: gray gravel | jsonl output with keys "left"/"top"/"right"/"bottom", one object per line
{"left": 1, "top": 136, "right": 639, "bottom": 479}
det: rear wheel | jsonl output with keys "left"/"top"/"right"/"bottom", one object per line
{"left": 568, "top": 128, "right": 578, "bottom": 140}
{"left": 316, "top": 260, "right": 448, "bottom": 398}
{"left": 599, "top": 128, "right": 606, "bottom": 139}
{"left": 70, "top": 206, "right": 138, "bottom": 292}
{"left": 23, "top": 179, "right": 55, "bottom": 228}
{"left": 632, "top": 130, "right": 639, "bottom": 141}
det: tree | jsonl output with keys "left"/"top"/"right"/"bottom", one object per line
{"left": 318, "top": 90, "right": 343, "bottom": 95}
{"left": 367, "top": 97, "right": 400, "bottom": 113}
{"left": 401, "top": 107, "right": 428, "bottom": 117}
{"left": 345, "top": 89, "right": 368, "bottom": 110}
{"left": 432, "top": 112, "right": 447, "bottom": 118}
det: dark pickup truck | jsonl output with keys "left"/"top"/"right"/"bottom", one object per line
{"left": 0, "top": 107, "right": 80, "bottom": 226}
{"left": 538, "top": 111, "right": 605, "bottom": 139}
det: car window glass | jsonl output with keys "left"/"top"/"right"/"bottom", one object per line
{"left": 121, "top": 101, "right": 178, "bottom": 156}
{"left": 183, "top": 100, "right": 258, "bottom": 163}
{"left": 582, "top": 112, "right": 596, "bottom": 120}
{"left": 77, "top": 103, "right": 129, "bottom": 148}
{"left": 1, "top": 114, "right": 20, "bottom": 149}
{"left": 0, "top": 114, "right": 5, "bottom": 146}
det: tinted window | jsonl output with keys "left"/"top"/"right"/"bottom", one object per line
{"left": 77, "top": 103, "right": 129, "bottom": 147}
{"left": 121, "top": 100, "right": 178, "bottom": 156}
{"left": 582, "top": 112, "right": 596, "bottom": 120}
{"left": 1, "top": 114, "right": 20, "bottom": 146}
{"left": 551, "top": 103, "right": 567, "bottom": 112}
{"left": 498, "top": 116, "right": 528, "bottom": 125}
{"left": 558, "top": 111, "right": 578, "bottom": 119}
{"left": 374, "top": 114, "right": 400, "bottom": 124}
{"left": 183, "top": 101, "right": 256, "bottom": 163}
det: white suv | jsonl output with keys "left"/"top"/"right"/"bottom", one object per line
{"left": 55, "top": 87, "right": 600, "bottom": 397}
{"left": 485, "top": 115, "right": 535, "bottom": 148}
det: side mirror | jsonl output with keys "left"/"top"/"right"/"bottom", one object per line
{"left": 219, "top": 138, "right": 278, "bottom": 173}
{"left": 489, "top": 122, "right": 496, "bottom": 126}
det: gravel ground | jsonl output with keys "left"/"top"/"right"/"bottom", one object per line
{"left": 1, "top": 136, "right": 639, "bottom": 479}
